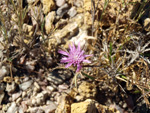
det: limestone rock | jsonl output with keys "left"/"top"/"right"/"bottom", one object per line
{"left": 46, "top": 69, "right": 73, "bottom": 85}
{"left": 75, "top": 81, "right": 97, "bottom": 101}
{"left": 45, "top": 11, "right": 56, "bottom": 34}
{"left": 42, "top": 0, "right": 55, "bottom": 14}
{"left": 56, "top": 0, "right": 66, "bottom": 7}
{"left": 67, "top": 7, "right": 77, "bottom": 17}
{"left": 55, "top": 93, "right": 72, "bottom": 113}
{"left": 19, "top": 80, "right": 33, "bottom": 91}
{"left": 30, "top": 6, "right": 44, "bottom": 26}
{"left": 56, "top": 3, "right": 69, "bottom": 17}
{"left": 66, "top": 26, "right": 96, "bottom": 50}
{"left": 48, "top": 14, "right": 84, "bottom": 51}
{"left": 7, "top": 102, "right": 17, "bottom": 113}
{"left": 71, "top": 99, "right": 97, "bottom": 113}
{"left": 0, "top": 66, "right": 9, "bottom": 81}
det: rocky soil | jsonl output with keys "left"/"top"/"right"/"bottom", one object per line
{"left": 0, "top": 0, "right": 150, "bottom": 113}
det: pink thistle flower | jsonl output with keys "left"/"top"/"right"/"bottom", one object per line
{"left": 58, "top": 43, "right": 92, "bottom": 72}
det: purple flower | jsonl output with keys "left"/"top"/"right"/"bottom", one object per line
{"left": 58, "top": 43, "right": 92, "bottom": 72}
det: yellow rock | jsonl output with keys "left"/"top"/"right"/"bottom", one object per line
{"left": 42, "top": 0, "right": 55, "bottom": 14}
{"left": 71, "top": 99, "right": 97, "bottom": 113}
{"left": 45, "top": 11, "right": 56, "bottom": 34}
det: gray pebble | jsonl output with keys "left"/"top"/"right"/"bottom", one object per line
{"left": 19, "top": 80, "right": 33, "bottom": 91}
{"left": 56, "top": 0, "right": 66, "bottom": 7}
{"left": 56, "top": 3, "right": 69, "bottom": 17}
{"left": 7, "top": 102, "right": 17, "bottom": 113}
{"left": 67, "top": 7, "right": 77, "bottom": 17}
{"left": 46, "top": 69, "right": 72, "bottom": 85}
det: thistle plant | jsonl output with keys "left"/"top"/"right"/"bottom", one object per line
{"left": 58, "top": 43, "right": 93, "bottom": 87}
{"left": 58, "top": 43, "right": 92, "bottom": 72}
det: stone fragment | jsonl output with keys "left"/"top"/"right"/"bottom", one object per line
{"left": 30, "top": 6, "right": 43, "bottom": 26}
{"left": 27, "top": 107, "right": 44, "bottom": 113}
{"left": 71, "top": 99, "right": 97, "bottom": 113}
{"left": 22, "top": 91, "right": 27, "bottom": 98}
{"left": 19, "top": 80, "right": 33, "bottom": 91}
{"left": 23, "top": 24, "right": 33, "bottom": 36}
{"left": 55, "top": 93, "right": 72, "bottom": 113}
{"left": 16, "top": 97, "right": 22, "bottom": 104}
{"left": 42, "top": 101, "right": 57, "bottom": 113}
{"left": 75, "top": 81, "right": 97, "bottom": 101}
{"left": 46, "top": 69, "right": 72, "bottom": 85}
{"left": 66, "top": 25, "right": 96, "bottom": 51}
{"left": 67, "top": 7, "right": 77, "bottom": 17}
{"left": 25, "top": 60, "right": 36, "bottom": 72}
{"left": 46, "top": 86, "right": 55, "bottom": 92}
{"left": 45, "top": 11, "right": 56, "bottom": 34}
{"left": 12, "top": 92, "right": 22, "bottom": 101}
{"left": 0, "top": 66, "right": 9, "bottom": 80}
{"left": 7, "top": 102, "right": 17, "bottom": 113}
{"left": 58, "top": 84, "right": 69, "bottom": 92}
{"left": 48, "top": 14, "right": 84, "bottom": 51}
{"left": 56, "top": 0, "right": 66, "bottom": 7}
{"left": 34, "top": 82, "right": 40, "bottom": 91}
{"left": 42, "top": 0, "right": 55, "bottom": 14}
{"left": 56, "top": 3, "right": 69, "bottom": 17}
{"left": 97, "top": 103, "right": 123, "bottom": 113}
{"left": 70, "top": 0, "right": 83, "bottom": 7}
{"left": 27, "top": 91, "right": 48, "bottom": 106}
{"left": 6, "top": 82, "right": 16, "bottom": 93}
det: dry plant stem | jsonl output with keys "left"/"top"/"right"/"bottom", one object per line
{"left": 9, "top": 62, "right": 13, "bottom": 82}
{"left": 91, "top": 0, "right": 95, "bottom": 36}
{"left": 70, "top": 72, "right": 79, "bottom": 89}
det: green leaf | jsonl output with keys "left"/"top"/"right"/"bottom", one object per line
{"left": 81, "top": 71, "right": 95, "bottom": 80}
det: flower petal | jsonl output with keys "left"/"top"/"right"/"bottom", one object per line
{"left": 60, "top": 57, "right": 69, "bottom": 63}
{"left": 83, "top": 59, "right": 91, "bottom": 63}
{"left": 72, "top": 43, "right": 76, "bottom": 52}
{"left": 58, "top": 50, "right": 69, "bottom": 56}
{"left": 65, "top": 62, "right": 73, "bottom": 68}
{"left": 77, "top": 42, "right": 81, "bottom": 52}
{"left": 84, "top": 54, "right": 93, "bottom": 57}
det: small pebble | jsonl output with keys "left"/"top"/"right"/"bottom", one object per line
{"left": 19, "top": 80, "right": 33, "bottom": 91}
{"left": 22, "top": 91, "right": 27, "bottom": 98}
{"left": 7, "top": 102, "right": 17, "bottom": 113}
{"left": 46, "top": 86, "right": 55, "bottom": 92}
{"left": 6, "top": 82, "right": 16, "bottom": 93}
{"left": 56, "top": 3, "right": 69, "bottom": 17}
{"left": 123, "top": 103, "right": 127, "bottom": 108}
{"left": 16, "top": 97, "right": 22, "bottom": 104}
{"left": 56, "top": 0, "right": 66, "bottom": 7}
{"left": 34, "top": 82, "right": 40, "bottom": 90}
{"left": 67, "top": 7, "right": 77, "bottom": 17}
{"left": 32, "top": 99, "right": 36, "bottom": 105}
{"left": 12, "top": 92, "right": 22, "bottom": 101}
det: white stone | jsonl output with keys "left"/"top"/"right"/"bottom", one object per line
{"left": 56, "top": 0, "right": 65, "bottom": 7}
